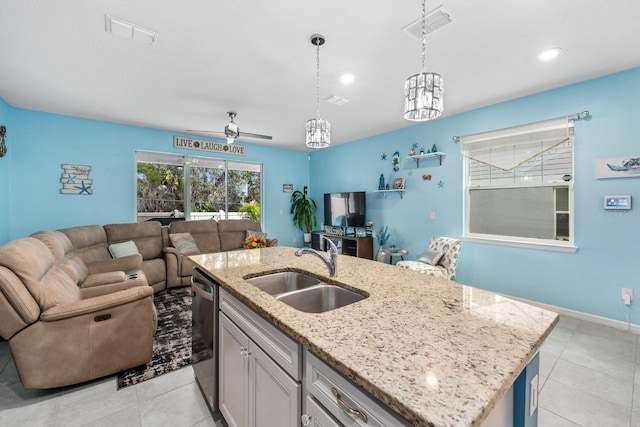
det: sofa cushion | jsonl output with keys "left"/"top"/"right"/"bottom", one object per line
{"left": 169, "top": 220, "right": 221, "bottom": 253}
{"left": 108, "top": 241, "right": 139, "bottom": 258}
{"left": 218, "top": 219, "right": 262, "bottom": 252}
{"left": 60, "top": 225, "right": 112, "bottom": 265}
{"left": 104, "top": 222, "right": 164, "bottom": 260}
{"left": 31, "top": 230, "right": 90, "bottom": 284}
{"left": 169, "top": 232, "right": 200, "bottom": 255}
{"left": 0, "top": 238, "right": 81, "bottom": 311}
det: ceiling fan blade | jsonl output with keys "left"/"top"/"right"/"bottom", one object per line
{"left": 187, "top": 129, "right": 225, "bottom": 134}
{"left": 240, "top": 132, "right": 273, "bottom": 140}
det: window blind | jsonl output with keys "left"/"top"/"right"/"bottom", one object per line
{"left": 461, "top": 117, "right": 573, "bottom": 186}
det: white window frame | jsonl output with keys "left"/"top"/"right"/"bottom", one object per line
{"left": 461, "top": 118, "right": 577, "bottom": 253}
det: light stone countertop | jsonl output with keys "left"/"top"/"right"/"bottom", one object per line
{"left": 190, "top": 246, "right": 558, "bottom": 427}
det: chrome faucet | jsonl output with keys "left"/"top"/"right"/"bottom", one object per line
{"left": 294, "top": 235, "right": 338, "bottom": 277}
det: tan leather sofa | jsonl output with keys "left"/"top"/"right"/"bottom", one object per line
{"left": 0, "top": 218, "right": 276, "bottom": 388}
{"left": 0, "top": 236, "right": 157, "bottom": 389}
{"left": 164, "top": 219, "right": 277, "bottom": 288}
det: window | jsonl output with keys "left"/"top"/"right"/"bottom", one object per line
{"left": 461, "top": 117, "right": 576, "bottom": 252}
{"left": 135, "top": 151, "right": 262, "bottom": 223}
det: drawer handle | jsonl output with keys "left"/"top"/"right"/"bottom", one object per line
{"left": 331, "top": 387, "right": 368, "bottom": 423}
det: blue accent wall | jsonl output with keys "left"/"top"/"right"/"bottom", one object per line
{"left": 0, "top": 98, "right": 11, "bottom": 244}
{"left": 310, "top": 67, "right": 640, "bottom": 323}
{"left": 4, "top": 108, "right": 309, "bottom": 246}
{"left": 3, "top": 67, "right": 639, "bottom": 323}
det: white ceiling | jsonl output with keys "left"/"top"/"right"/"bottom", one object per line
{"left": 1, "top": 0, "right": 639, "bottom": 151}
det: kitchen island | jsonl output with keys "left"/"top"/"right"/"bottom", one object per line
{"left": 190, "top": 246, "right": 558, "bottom": 427}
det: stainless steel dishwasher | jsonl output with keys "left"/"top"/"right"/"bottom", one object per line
{"left": 191, "top": 267, "right": 219, "bottom": 415}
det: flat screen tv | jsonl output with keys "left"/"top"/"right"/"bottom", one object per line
{"left": 324, "top": 192, "right": 366, "bottom": 228}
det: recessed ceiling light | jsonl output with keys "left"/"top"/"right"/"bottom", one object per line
{"left": 538, "top": 48, "right": 562, "bottom": 61}
{"left": 340, "top": 74, "right": 355, "bottom": 84}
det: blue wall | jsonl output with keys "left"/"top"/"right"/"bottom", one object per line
{"left": 4, "top": 108, "right": 309, "bottom": 245}
{"left": 310, "top": 67, "right": 640, "bottom": 323}
{"left": 0, "top": 98, "right": 11, "bottom": 244}
{"left": 3, "top": 67, "right": 639, "bottom": 323}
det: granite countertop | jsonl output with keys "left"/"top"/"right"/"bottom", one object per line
{"left": 190, "top": 246, "right": 558, "bottom": 427}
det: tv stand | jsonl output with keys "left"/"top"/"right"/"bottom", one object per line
{"left": 311, "top": 232, "right": 373, "bottom": 260}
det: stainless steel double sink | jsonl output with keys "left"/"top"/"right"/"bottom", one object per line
{"left": 245, "top": 271, "right": 366, "bottom": 313}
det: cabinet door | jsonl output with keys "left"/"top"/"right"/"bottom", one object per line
{"left": 250, "top": 342, "right": 301, "bottom": 427}
{"left": 303, "top": 395, "right": 342, "bottom": 427}
{"left": 219, "top": 313, "right": 250, "bottom": 427}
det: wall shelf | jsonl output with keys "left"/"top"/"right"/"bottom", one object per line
{"left": 374, "top": 189, "right": 406, "bottom": 199}
{"left": 408, "top": 152, "right": 446, "bottom": 167}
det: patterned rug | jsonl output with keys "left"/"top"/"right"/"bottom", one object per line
{"left": 117, "top": 287, "right": 193, "bottom": 389}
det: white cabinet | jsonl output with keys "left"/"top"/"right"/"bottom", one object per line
{"left": 219, "top": 289, "right": 301, "bottom": 427}
{"left": 305, "top": 350, "right": 411, "bottom": 427}
{"left": 219, "top": 313, "right": 249, "bottom": 427}
{"left": 302, "top": 395, "right": 342, "bottom": 427}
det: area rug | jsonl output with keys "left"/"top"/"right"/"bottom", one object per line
{"left": 117, "top": 287, "right": 193, "bottom": 389}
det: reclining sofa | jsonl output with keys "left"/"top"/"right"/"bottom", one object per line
{"left": 0, "top": 218, "right": 276, "bottom": 389}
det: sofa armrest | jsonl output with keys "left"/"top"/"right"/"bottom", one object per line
{"left": 88, "top": 253, "right": 143, "bottom": 274}
{"left": 267, "top": 238, "right": 278, "bottom": 247}
{"left": 81, "top": 271, "right": 127, "bottom": 288}
{"left": 163, "top": 246, "right": 183, "bottom": 288}
{"left": 40, "top": 286, "right": 153, "bottom": 322}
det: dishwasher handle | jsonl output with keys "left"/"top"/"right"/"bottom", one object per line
{"left": 191, "top": 274, "right": 215, "bottom": 302}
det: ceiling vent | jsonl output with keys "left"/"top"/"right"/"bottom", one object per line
{"left": 105, "top": 15, "right": 158, "bottom": 46}
{"left": 324, "top": 95, "right": 349, "bottom": 106}
{"left": 402, "top": 6, "right": 453, "bottom": 40}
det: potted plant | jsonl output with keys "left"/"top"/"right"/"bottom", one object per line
{"left": 290, "top": 186, "right": 317, "bottom": 243}
{"left": 375, "top": 226, "right": 390, "bottom": 262}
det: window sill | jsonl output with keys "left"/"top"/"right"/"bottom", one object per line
{"left": 463, "top": 235, "right": 578, "bottom": 253}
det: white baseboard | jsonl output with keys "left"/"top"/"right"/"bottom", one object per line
{"left": 506, "top": 295, "right": 640, "bottom": 335}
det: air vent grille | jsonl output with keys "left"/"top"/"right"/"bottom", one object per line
{"left": 324, "top": 95, "right": 349, "bottom": 106}
{"left": 402, "top": 6, "right": 453, "bottom": 40}
{"left": 105, "top": 15, "right": 158, "bottom": 45}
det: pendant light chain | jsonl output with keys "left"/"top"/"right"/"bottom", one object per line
{"left": 421, "top": 0, "right": 426, "bottom": 73}
{"left": 315, "top": 39, "right": 321, "bottom": 120}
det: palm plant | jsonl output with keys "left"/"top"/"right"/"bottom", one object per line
{"left": 290, "top": 186, "right": 317, "bottom": 238}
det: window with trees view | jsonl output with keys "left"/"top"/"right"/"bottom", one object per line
{"left": 135, "top": 151, "right": 262, "bottom": 223}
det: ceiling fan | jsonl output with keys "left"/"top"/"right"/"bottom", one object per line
{"left": 189, "top": 112, "right": 273, "bottom": 144}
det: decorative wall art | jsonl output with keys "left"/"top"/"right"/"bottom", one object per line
{"left": 596, "top": 156, "right": 640, "bottom": 179}
{"left": 282, "top": 184, "right": 293, "bottom": 193}
{"left": 60, "top": 164, "right": 93, "bottom": 195}
{"left": 393, "top": 177, "right": 405, "bottom": 190}
{"left": 173, "top": 136, "right": 246, "bottom": 156}
{"left": 392, "top": 151, "right": 401, "bottom": 171}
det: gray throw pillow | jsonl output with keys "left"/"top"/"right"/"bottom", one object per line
{"left": 418, "top": 249, "right": 444, "bottom": 266}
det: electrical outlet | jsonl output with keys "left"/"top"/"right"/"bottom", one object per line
{"left": 429, "top": 212, "right": 436, "bottom": 220}
{"left": 621, "top": 288, "right": 633, "bottom": 305}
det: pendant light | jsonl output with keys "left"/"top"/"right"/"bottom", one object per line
{"left": 403, "top": 0, "right": 444, "bottom": 121}
{"left": 305, "top": 34, "right": 330, "bottom": 149}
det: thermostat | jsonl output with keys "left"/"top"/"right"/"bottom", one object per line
{"left": 604, "top": 195, "right": 631, "bottom": 210}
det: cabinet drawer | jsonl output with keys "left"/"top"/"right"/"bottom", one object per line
{"left": 220, "top": 288, "right": 301, "bottom": 380}
{"left": 305, "top": 350, "right": 411, "bottom": 427}
{"left": 303, "top": 395, "right": 341, "bottom": 427}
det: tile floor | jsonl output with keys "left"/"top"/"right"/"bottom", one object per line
{"left": 0, "top": 315, "right": 638, "bottom": 426}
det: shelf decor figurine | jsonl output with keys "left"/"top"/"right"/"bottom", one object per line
{"left": 431, "top": 143, "right": 438, "bottom": 153}
{"left": 378, "top": 174, "right": 386, "bottom": 190}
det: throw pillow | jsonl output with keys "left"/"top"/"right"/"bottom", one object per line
{"left": 170, "top": 232, "right": 201, "bottom": 255}
{"left": 418, "top": 249, "right": 444, "bottom": 266}
{"left": 108, "top": 240, "right": 139, "bottom": 258}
